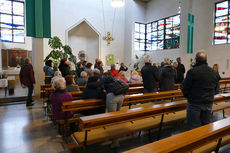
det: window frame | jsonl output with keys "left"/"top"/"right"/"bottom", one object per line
{"left": 0, "top": 0, "right": 25, "bottom": 43}
{"left": 135, "top": 14, "right": 180, "bottom": 51}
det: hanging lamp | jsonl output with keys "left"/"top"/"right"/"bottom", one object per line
{"left": 111, "top": 0, "right": 125, "bottom": 8}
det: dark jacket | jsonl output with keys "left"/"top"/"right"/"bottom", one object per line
{"left": 58, "top": 63, "right": 70, "bottom": 77}
{"left": 103, "top": 76, "right": 116, "bottom": 93}
{"left": 141, "top": 63, "right": 159, "bottom": 91}
{"left": 159, "top": 65, "right": 177, "bottom": 91}
{"left": 82, "top": 81, "right": 105, "bottom": 115}
{"left": 176, "top": 62, "right": 185, "bottom": 83}
{"left": 43, "top": 65, "right": 54, "bottom": 77}
{"left": 20, "top": 64, "right": 35, "bottom": 86}
{"left": 182, "top": 62, "right": 221, "bottom": 105}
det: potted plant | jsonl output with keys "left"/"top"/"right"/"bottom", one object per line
{"left": 44, "top": 36, "right": 77, "bottom": 71}
{"left": 133, "top": 54, "right": 139, "bottom": 71}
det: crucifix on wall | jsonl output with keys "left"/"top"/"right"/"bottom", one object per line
{"left": 103, "top": 32, "right": 114, "bottom": 46}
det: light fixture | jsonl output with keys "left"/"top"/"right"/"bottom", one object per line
{"left": 111, "top": 0, "right": 125, "bottom": 8}
{"left": 178, "top": 1, "right": 181, "bottom": 14}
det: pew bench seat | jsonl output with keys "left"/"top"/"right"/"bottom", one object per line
{"left": 72, "top": 110, "right": 188, "bottom": 147}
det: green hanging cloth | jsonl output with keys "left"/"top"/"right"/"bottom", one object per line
{"left": 26, "top": 0, "right": 51, "bottom": 38}
{"left": 187, "top": 13, "right": 194, "bottom": 54}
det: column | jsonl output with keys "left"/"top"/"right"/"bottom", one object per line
{"left": 32, "top": 38, "right": 44, "bottom": 98}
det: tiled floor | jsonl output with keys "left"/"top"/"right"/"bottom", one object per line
{"left": 0, "top": 101, "right": 230, "bottom": 153}
{"left": 0, "top": 101, "right": 70, "bottom": 153}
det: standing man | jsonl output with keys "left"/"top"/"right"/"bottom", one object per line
{"left": 176, "top": 57, "right": 185, "bottom": 83}
{"left": 20, "top": 58, "right": 35, "bottom": 107}
{"left": 141, "top": 55, "right": 159, "bottom": 93}
{"left": 182, "top": 50, "right": 220, "bottom": 129}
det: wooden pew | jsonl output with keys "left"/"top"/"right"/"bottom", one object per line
{"left": 40, "top": 84, "right": 52, "bottom": 99}
{"left": 62, "top": 90, "right": 184, "bottom": 113}
{"left": 124, "top": 117, "right": 230, "bottom": 153}
{"left": 70, "top": 94, "right": 230, "bottom": 149}
{"left": 72, "top": 101, "right": 187, "bottom": 148}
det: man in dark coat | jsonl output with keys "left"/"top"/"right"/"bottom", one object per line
{"left": 141, "top": 55, "right": 159, "bottom": 93}
{"left": 159, "top": 62, "right": 177, "bottom": 91}
{"left": 176, "top": 57, "right": 185, "bottom": 83}
{"left": 81, "top": 76, "right": 105, "bottom": 115}
{"left": 20, "top": 58, "right": 35, "bottom": 106}
{"left": 182, "top": 51, "right": 220, "bottom": 129}
{"left": 58, "top": 58, "right": 70, "bottom": 77}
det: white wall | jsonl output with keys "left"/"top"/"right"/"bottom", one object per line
{"left": 50, "top": 0, "right": 125, "bottom": 65}
{"left": 124, "top": 0, "right": 146, "bottom": 68}
{"left": 68, "top": 21, "right": 99, "bottom": 63}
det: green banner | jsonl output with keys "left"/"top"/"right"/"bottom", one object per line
{"left": 26, "top": 0, "right": 51, "bottom": 38}
{"left": 187, "top": 13, "right": 194, "bottom": 54}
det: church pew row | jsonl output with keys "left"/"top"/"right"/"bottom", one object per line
{"left": 124, "top": 117, "right": 230, "bottom": 153}
{"left": 58, "top": 90, "right": 184, "bottom": 137}
{"left": 69, "top": 94, "right": 230, "bottom": 149}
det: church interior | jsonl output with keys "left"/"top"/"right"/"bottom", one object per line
{"left": 1, "top": 0, "right": 230, "bottom": 152}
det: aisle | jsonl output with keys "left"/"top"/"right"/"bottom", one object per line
{"left": 0, "top": 101, "right": 70, "bottom": 153}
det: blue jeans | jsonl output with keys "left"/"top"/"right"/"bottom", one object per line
{"left": 187, "top": 103, "right": 213, "bottom": 130}
{"left": 27, "top": 85, "right": 34, "bottom": 105}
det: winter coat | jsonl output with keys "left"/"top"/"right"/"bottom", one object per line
{"left": 43, "top": 65, "right": 54, "bottom": 77}
{"left": 129, "top": 75, "right": 142, "bottom": 83}
{"left": 76, "top": 77, "right": 87, "bottom": 86}
{"left": 159, "top": 65, "right": 177, "bottom": 91}
{"left": 58, "top": 63, "right": 70, "bottom": 77}
{"left": 20, "top": 64, "right": 35, "bottom": 86}
{"left": 82, "top": 81, "right": 105, "bottom": 115}
{"left": 176, "top": 62, "right": 185, "bottom": 83}
{"left": 182, "top": 62, "right": 221, "bottom": 105}
{"left": 110, "top": 70, "right": 119, "bottom": 77}
{"left": 50, "top": 90, "right": 73, "bottom": 120}
{"left": 141, "top": 63, "right": 159, "bottom": 91}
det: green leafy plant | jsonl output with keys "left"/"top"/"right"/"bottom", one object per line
{"left": 133, "top": 54, "right": 139, "bottom": 71}
{"left": 44, "top": 36, "right": 77, "bottom": 71}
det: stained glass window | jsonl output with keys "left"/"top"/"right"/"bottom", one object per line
{"left": 0, "top": 0, "right": 24, "bottom": 43}
{"left": 134, "top": 23, "right": 146, "bottom": 50}
{"left": 135, "top": 14, "right": 180, "bottom": 51}
{"left": 214, "top": 0, "right": 230, "bottom": 45}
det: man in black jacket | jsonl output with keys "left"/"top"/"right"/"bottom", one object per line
{"left": 176, "top": 57, "right": 185, "bottom": 83}
{"left": 141, "top": 55, "right": 159, "bottom": 93}
{"left": 182, "top": 50, "right": 220, "bottom": 129}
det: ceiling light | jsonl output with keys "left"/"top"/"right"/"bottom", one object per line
{"left": 111, "top": 0, "right": 125, "bottom": 8}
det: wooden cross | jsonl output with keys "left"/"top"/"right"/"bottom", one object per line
{"left": 103, "top": 32, "right": 114, "bottom": 46}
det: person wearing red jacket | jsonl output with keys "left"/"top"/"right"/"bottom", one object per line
{"left": 110, "top": 64, "right": 119, "bottom": 78}
{"left": 20, "top": 58, "right": 35, "bottom": 106}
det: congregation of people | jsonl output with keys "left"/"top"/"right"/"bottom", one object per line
{"left": 40, "top": 51, "right": 222, "bottom": 132}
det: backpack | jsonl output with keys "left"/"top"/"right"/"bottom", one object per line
{"left": 109, "top": 80, "right": 129, "bottom": 95}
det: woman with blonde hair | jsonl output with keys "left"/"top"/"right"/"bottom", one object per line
{"left": 213, "top": 64, "right": 219, "bottom": 73}
{"left": 118, "top": 71, "right": 128, "bottom": 83}
{"left": 129, "top": 71, "right": 142, "bottom": 83}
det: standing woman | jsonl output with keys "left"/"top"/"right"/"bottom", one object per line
{"left": 43, "top": 60, "right": 54, "bottom": 84}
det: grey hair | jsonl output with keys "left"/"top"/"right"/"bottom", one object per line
{"left": 54, "top": 71, "right": 62, "bottom": 77}
{"left": 53, "top": 77, "right": 66, "bottom": 90}
{"left": 93, "top": 68, "right": 100, "bottom": 75}
{"left": 81, "top": 71, "right": 88, "bottom": 78}
{"left": 143, "top": 54, "right": 151, "bottom": 63}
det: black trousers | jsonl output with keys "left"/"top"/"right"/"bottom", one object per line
{"left": 27, "top": 85, "right": 34, "bottom": 104}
